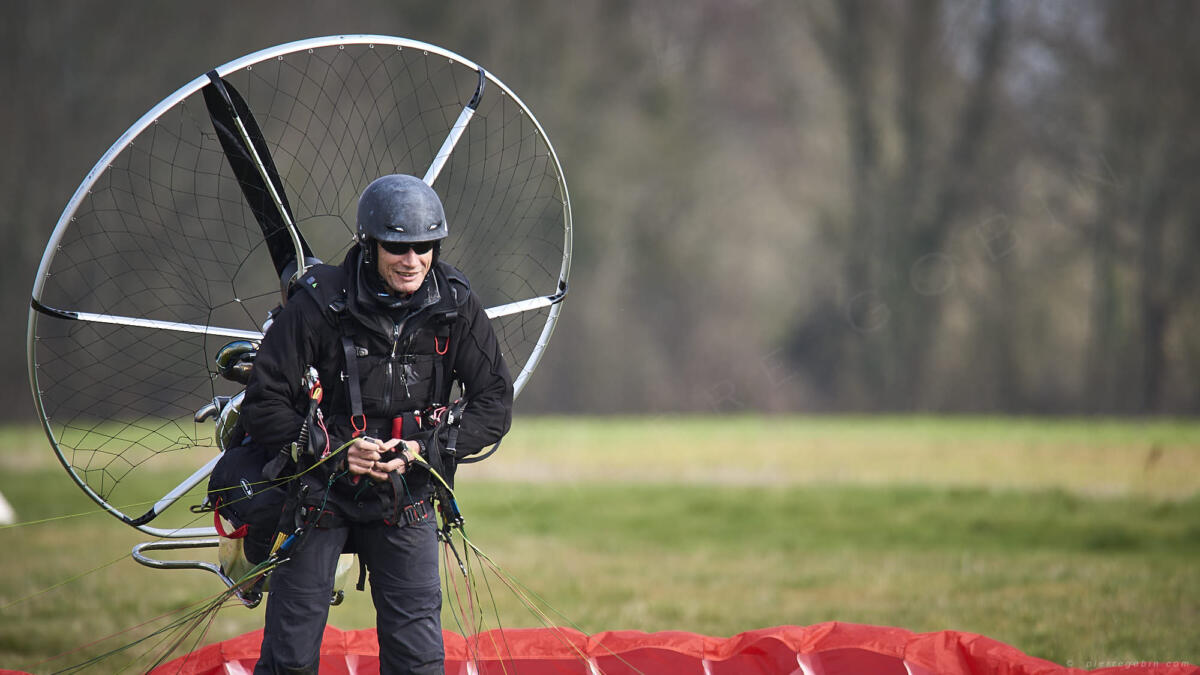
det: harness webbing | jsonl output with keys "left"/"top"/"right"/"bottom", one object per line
{"left": 339, "top": 333, "right": 366, "bottom": 437}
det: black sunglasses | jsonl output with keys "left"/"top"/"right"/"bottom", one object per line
{"left": 377, "top": 239, "right": 436, "bottom": 255}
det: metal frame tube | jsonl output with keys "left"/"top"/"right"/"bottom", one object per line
{"left": 423, "top": 68, "right": 486, "bottom": 187}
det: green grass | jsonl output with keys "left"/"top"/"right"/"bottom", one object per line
{"left": 486, "top": 414, "right": 1200, "bottom": 497}
{"left": 1, "top": 416, "right": 1198, "bottom": 672}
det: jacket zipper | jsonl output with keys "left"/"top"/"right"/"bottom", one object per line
{"left": 383, "top": 319, "right": 406, "bottom": 410}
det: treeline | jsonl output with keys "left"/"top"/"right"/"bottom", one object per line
{"left": 4, "top": 0, "right": 1199, "bottom": 418}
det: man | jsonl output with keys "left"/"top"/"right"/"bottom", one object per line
{"left": 242, "top": 174, "right": 513, "bottom": 674}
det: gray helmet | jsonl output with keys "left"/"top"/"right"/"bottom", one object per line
{"left": 356, "top": 174, "right": 448, "bottom": 251}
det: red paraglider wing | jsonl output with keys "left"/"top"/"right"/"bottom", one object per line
{"left": 140, "top": 623, "right": 1198, "bottom": 675}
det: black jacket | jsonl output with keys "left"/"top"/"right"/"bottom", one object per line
{"left": 242, "top": 246, "right": 512, "bottom": 518}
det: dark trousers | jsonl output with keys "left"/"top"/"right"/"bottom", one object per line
{"left": 254, "top": 519, "right": 443, "bottom": 674}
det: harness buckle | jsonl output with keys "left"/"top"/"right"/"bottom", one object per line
{"left": 401, "top": 499, "right": 430, "bottom": 525}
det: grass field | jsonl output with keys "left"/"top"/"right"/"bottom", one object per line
{"left": 1, "top": 416, "right": 1198, "bottom": 672}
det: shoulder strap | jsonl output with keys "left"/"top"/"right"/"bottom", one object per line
{"left": 340, "top": 330, "right": 366, "bottom": 437}
{"left": 293, "top": 264, "right": 349, "bottom": 322}
{"left": 293, "top": 265, "right": 369, "bottom": 436}
{"left": 428, "top": 264, "right": 466, "bottom": 406}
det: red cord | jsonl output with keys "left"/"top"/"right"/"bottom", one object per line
{"left": 213, "top": 500, "right": 249, "bottom": 539}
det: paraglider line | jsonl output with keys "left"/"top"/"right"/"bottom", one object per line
{"left": 443, "top": 543, "right": 483, "bottom": 668}
{"left": 32, "top": 594, "right": 213, "bottom": 666}
{"left": 460, "top": 530, "right": 518, "bottom": 675}
{"left": 459, "top": 549, "right": 593, "bottom": 668}
{"left": 4, "top": 439, "right": 355, "bottom": 614}
{"left": 460, "top": 533, "right": 650, "bottom": 675}
{"left": 37, "top": 583, "right": 243, "bottom": 673}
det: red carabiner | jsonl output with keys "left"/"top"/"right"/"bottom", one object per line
{"left": 351, "top": 414, "right": 367, "bottom": 438}
{"left": 434, "top": 335, "right": 449, "bottom": 355}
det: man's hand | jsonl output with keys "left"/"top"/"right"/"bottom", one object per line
{"left": 346, "top": 437, "right": 413, "bottom": 482}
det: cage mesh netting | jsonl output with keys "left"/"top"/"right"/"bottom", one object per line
{"left": 29, "top": 37, "right": 570, "bottom": 518}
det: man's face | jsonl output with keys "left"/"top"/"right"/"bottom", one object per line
{"left": 375, "top": 240, "right": 434, "bottom": 296}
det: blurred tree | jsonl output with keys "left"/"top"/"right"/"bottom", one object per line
{"left": 1027, "top": 0, "right": 1200, "bottom": 413}
{"left": 790, "top": 0, "right": 1012, "bottom": 410}
{"left": 1094, "top": 1, "right": 1200, "bottom": 412}
{"left": 5, "top": 0, "right": 1200, "bottom": 418}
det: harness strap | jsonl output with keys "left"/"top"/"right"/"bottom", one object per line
{"left": 339, "top": 333, "right": 366, "bottom": 436}
{"left": 431, "top": 357, "right": 445, "bottom": 415}
{"left": 261, "top": 451, "right": 290, "bottom": 481}
{"left": 430, "top": 317, "right": 454, "bottom": 406}
{"left": 379, "top": 472, "right": 403, "bottom": 525}
{"left": 438, "top": 398, "right": 469, "bottom": 484}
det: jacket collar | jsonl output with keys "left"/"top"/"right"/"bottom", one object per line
{"left": 341, "top": 246, "right": 449, "bottom": 337}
